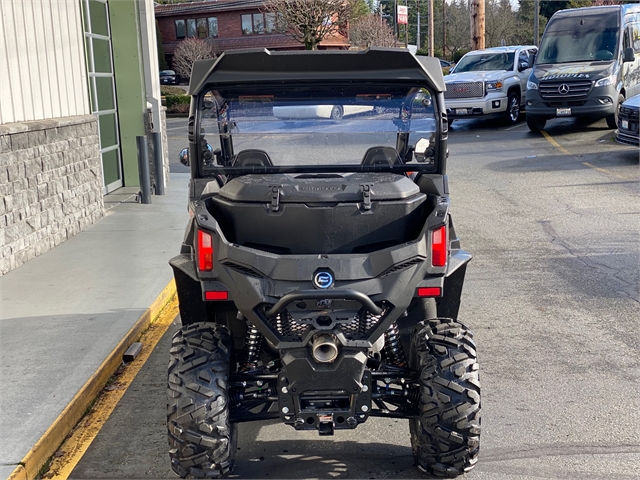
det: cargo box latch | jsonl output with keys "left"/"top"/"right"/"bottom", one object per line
{"left": 270, "top": 186, "right": 281, "bottom": 212}
{"left": 361, "top": 184, "right": 372, "bottom": 210}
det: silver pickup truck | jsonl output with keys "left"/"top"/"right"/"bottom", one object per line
{"left": 444, "top": 45, "right": 538, "bottom": 126}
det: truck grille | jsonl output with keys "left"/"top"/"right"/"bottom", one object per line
{"left": 619, "top": 105, "right": 639, "bottom": 123}
{"left": 539, "top": 80, "right": 592, "bottom": 101}
{"left": 445, "top": 82, "right": 484, "bottom": 99}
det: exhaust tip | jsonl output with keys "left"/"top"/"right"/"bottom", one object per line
{"left": 311, "top": 334, "right": 339, "bottom": 363}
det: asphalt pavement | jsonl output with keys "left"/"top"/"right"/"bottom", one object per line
{"left": 0, "top": 173, "right": 190, "bottom": 480}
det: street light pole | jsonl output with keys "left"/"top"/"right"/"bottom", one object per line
{"left": 405, "top": 0, "right": 408, "bottom": 47}
{"left": 429, "top": 0, "right": 434, "bottom": 57}
{"left": 534, "top": 0, "right": 539, "bottom": 45}
{"left": 417, "top": 0, "right": 421, "bottom": 51}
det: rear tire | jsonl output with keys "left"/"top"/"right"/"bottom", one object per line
{"left": 330, "top": 105, "right": 344, "bottom": 120}
{"left": 606, "top": 93, "right": 624, "bottom": 129}
{"left": 409, "top": 318, "right": 481, "bottom": 477}
{"left": 168, "top": 323, "right": 237, "bottom": 478}
{"left": 526, "top": 115, "right": 546, "bottom": 131}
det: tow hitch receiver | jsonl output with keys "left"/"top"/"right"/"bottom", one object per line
{"left": 318, "top": 414, "right": 335, "bottom": 436}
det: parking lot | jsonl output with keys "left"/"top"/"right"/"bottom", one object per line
{"left": 53, "top": 115, "right": 639, "bottom": 479}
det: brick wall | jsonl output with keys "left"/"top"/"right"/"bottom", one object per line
{"left": 0, "top": 115, "right": 105, "bottom": 276}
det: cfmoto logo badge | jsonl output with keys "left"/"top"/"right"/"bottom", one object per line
{"left": 313, "top": 270, "right": 334, "bottom": 289}
{"left": 558, "top": 84, "right": 570, "bottom": 95}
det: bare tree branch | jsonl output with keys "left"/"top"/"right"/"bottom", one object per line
{"left": 264, "top": 0, "right": 351, "bottom": 50}
{"left": 349, "top": 14, "right": 397, "bottom": 48}
{"left": 172, "top": 38, "right": 217, "bottom": 79}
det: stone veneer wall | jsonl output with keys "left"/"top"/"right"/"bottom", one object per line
{"left": 0, "top": 115, "right": 105, "bottom": 276}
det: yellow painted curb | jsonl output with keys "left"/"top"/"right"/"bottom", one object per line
{"left": 8, "top": 279, "right": 177, "bottom": 480}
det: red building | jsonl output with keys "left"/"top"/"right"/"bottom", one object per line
{"left": 155, "top": 0, "right": 350, "bottom": 67}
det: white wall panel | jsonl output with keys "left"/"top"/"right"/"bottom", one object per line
{"left": 0, "top": 0, "right": 90, "bottom": 124}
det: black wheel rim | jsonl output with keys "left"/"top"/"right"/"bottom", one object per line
{"left": 509, "top": 96, "right": 519, "bottom": 123}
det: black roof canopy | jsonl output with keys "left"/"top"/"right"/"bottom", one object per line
{"left": 188, "top": 48, "right": 446, "bottom": 95}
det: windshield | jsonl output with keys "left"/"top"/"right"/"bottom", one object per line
{"left": 197, "top": 85, "right": 438, "bottom": 174}
{"left": 537, "top": 11, "right": 619, "bottom": 63}
{"left": 452, "top": 52, "right": 515, "bottom": 73}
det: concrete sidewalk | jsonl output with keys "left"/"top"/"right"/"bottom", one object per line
{"left": 0, "top": 173, "right": 190, "bottom": 480}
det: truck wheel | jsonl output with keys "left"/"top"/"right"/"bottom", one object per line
{"left": 330, "top": 105, "right": 344, "bottom": 120}
{"left": 505, "top": 92, "right": 521, "bottom": 125}
{"left": 409, "top": 318, "right": 481, "bottom": 477}
{"left": 167, "top": 323, "right": 237, "bottom": 479}
{"left": 526, "top": 115, "right": 546, "bottom": 131}
{"left": 606, "top": 93, "right": 625, "bottom": 129}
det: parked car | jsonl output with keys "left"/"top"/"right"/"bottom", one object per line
{"left": 273, "top": 104, "right": 374, "bottom": 121}
{"left": 444, "top": 45, "right": 538, "bottom": 125}
{"left": 160, "top": 69, "right": 179, "bottom": 85}
{"left": 616, "top": 94, "right": 640, "bottom": 146}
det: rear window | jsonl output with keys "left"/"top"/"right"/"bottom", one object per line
{"left": 197, "top": 84, "right": 439, "bottom": 173}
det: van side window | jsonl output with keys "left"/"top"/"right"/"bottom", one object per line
{"left": 623, "top": 26, "right": 630, "bottom": 50}
{"left": 633, "top": 22, "right": 640, "bottom": 53}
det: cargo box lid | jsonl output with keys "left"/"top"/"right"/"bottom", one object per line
{"left": 218, "top": 173, "right": 420, "bottom": 203}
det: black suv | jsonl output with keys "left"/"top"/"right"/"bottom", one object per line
{"left": 168, "top": 49, "right": 481, "bottom": 478}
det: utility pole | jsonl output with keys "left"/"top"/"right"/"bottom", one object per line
{"left": 470, "top": 0, "right": 485, "bottom": 51}
{"left": 429, "top": 0, "right": 434, "bottom": 57}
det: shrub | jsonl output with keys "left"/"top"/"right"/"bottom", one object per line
{"left": 167, "top": 103, "right": 190, "bottom": 114}
{"left": 164, "top": 94, "right": 190, "bottom": 109}
{"left": 161, "top": 86, "right": 186, "bottom": 96}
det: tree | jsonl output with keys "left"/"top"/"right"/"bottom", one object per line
{"left": 349, "top": 0, "right": 372, "bottom": 20}
{"left": 514, "top": 0, "right": 547, "bottom": 45}
{"left": 350, "top": 14, "right": 397, "bottom": 48}
{"left": 540, "top": 1, "right": 569, "bottom": 20}
{"left": 264, "top": 0, "right": 351, "bottom": 50}
{"left": 172, "top": 38, "right": 217, "bottom": 80}
{"left": 485, "top": 0, "right": 518, "bottom": 47}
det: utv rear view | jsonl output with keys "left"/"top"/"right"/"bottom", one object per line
{"left": 168, "top": 49, "right": 480, "bottom": 478}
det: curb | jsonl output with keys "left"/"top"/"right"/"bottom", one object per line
{"left": 8, "top": 280, "right": 177, "bottom": 480}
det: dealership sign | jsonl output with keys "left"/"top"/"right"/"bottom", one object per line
{"left": 397, "top": 5, "right": 408, "bottom": 25}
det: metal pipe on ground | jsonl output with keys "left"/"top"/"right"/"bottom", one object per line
{"left": 136, "top": 135, "right": 152, "bottom": 204}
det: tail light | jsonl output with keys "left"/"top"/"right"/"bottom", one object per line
{"left": 198, "top": 230, "right": 213, "bottom": 271}
{"left": 431, "top": 225, "right": 448, "bottom": 267}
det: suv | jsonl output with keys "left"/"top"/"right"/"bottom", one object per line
{"left": 444, "top": 46, "right": 538, "bottom": 125}
{"left": 168, "top": 49, "right": 480, "bottom": 479}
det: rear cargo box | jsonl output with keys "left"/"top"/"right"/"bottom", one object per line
{"left": 206, "top": 173, "right": 428, "bottom": 254}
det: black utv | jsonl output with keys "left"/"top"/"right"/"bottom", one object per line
{"left": 168, "top": 48, "right": 480, "bottom": 478}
